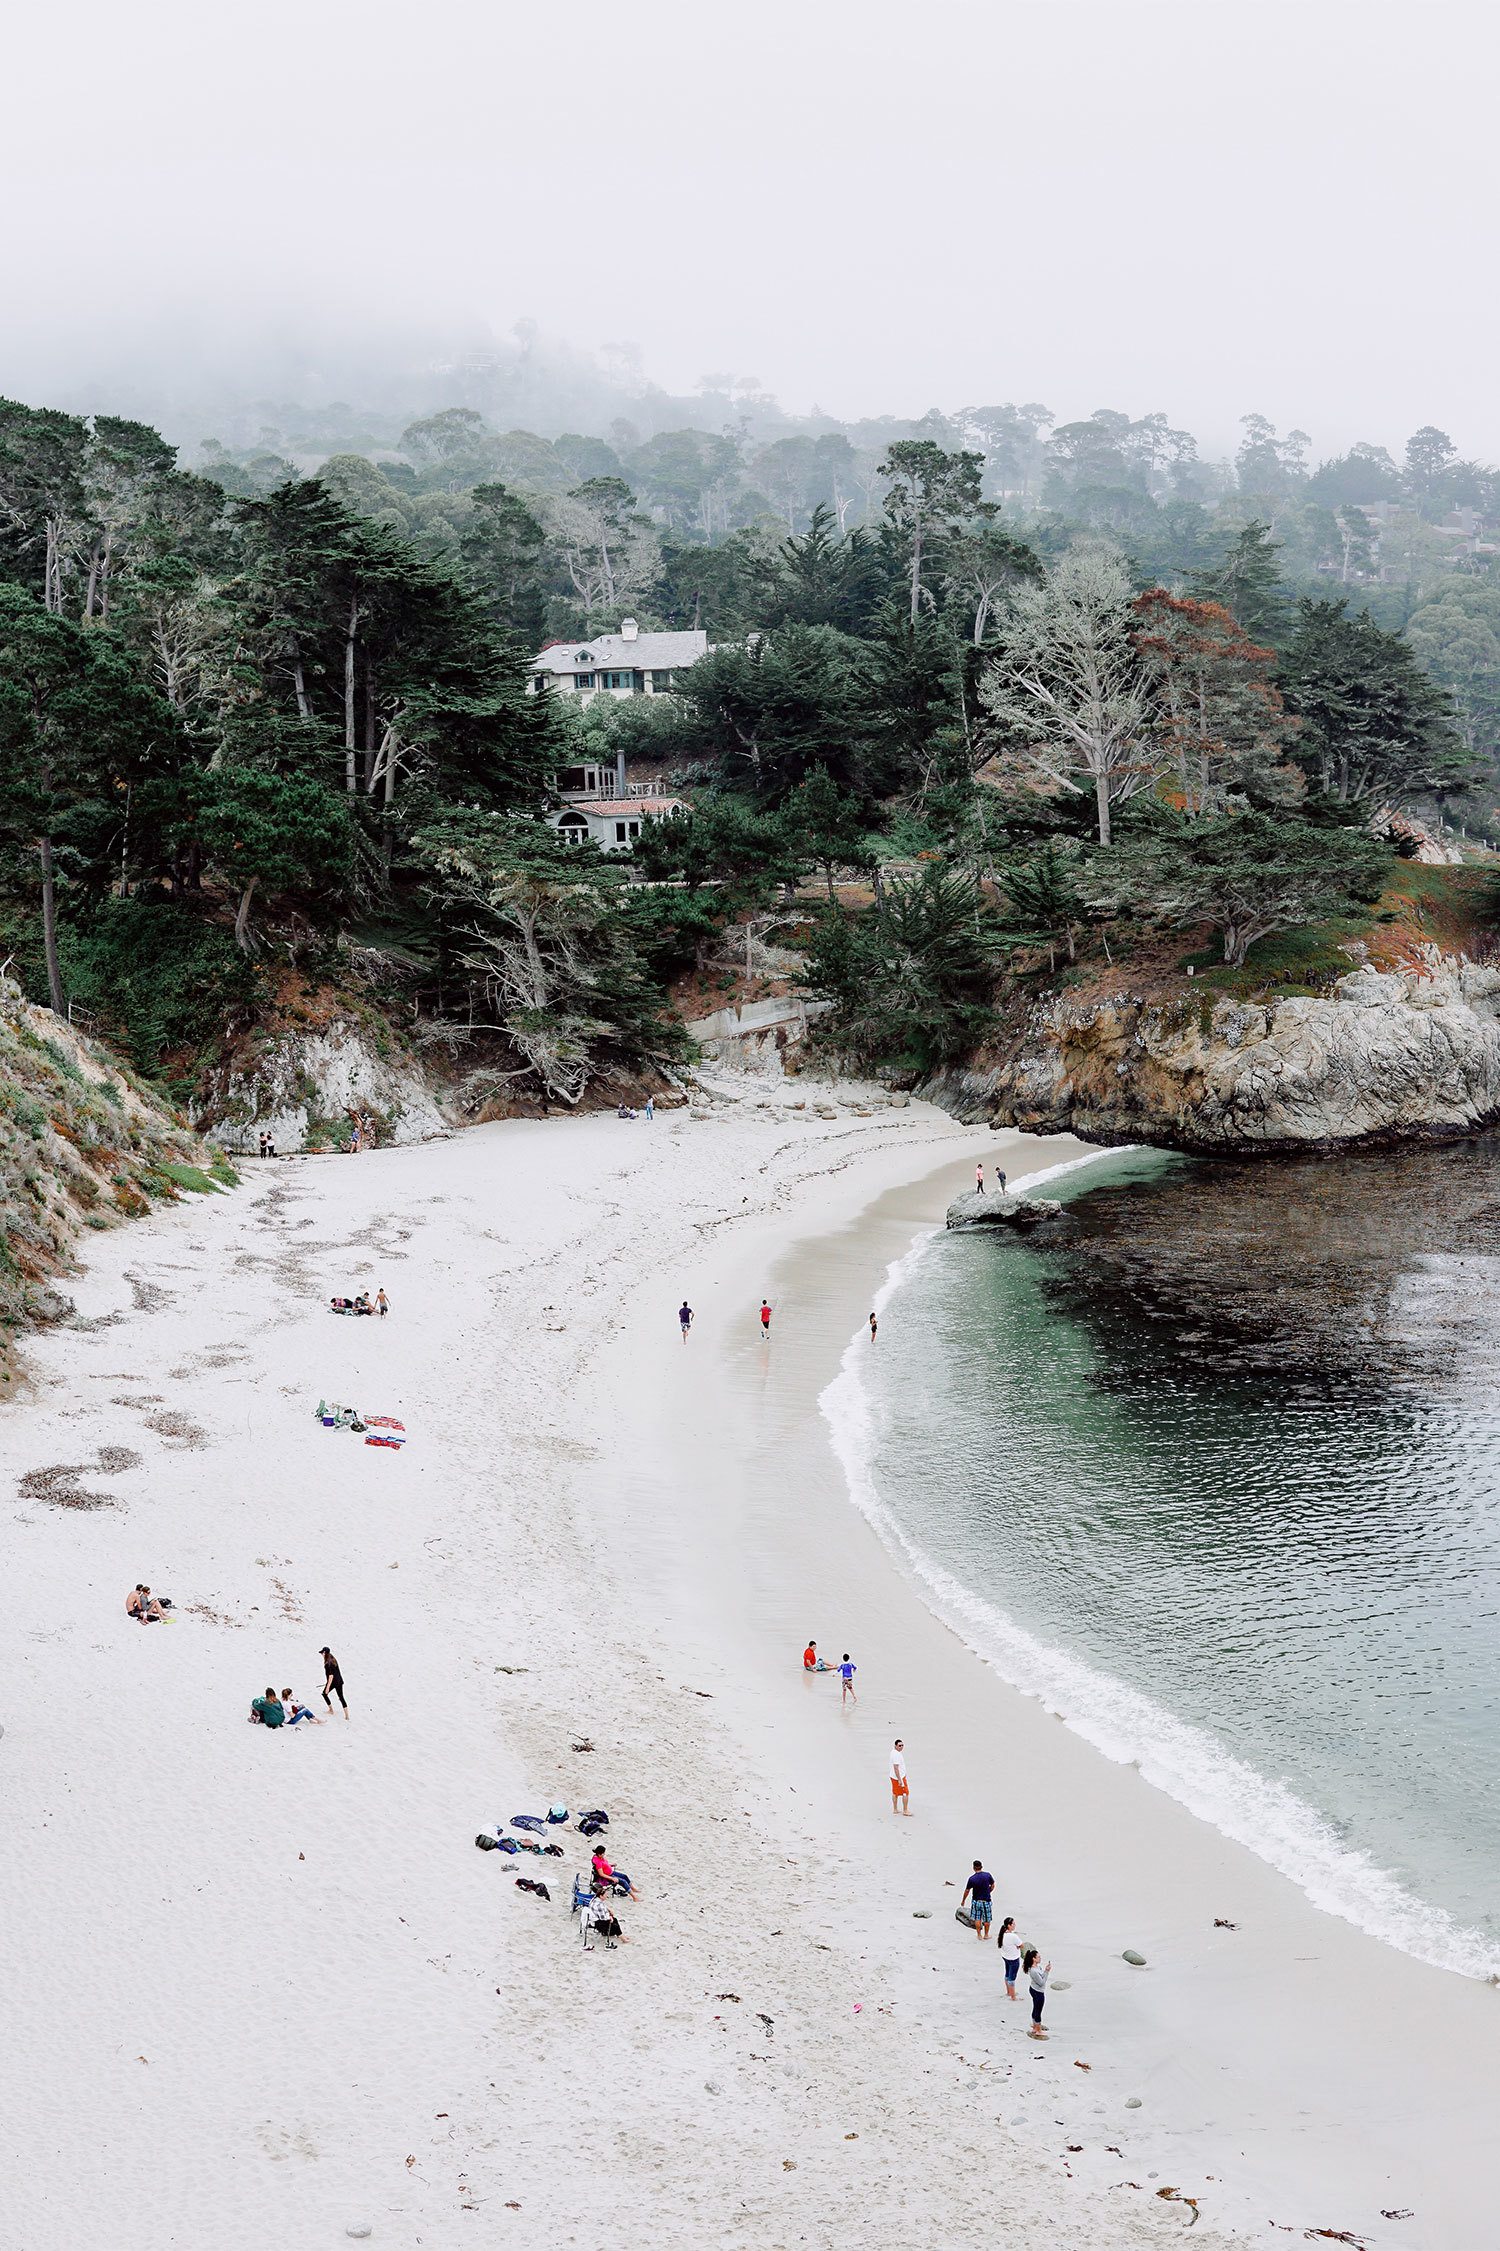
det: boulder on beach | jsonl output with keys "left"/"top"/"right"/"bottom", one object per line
{"left": 945, "top": 1190, "right": 1065, "bottom": 1232}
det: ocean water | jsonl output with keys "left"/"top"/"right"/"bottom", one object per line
{"left": 823, "top": 1141, "right": 1500, "bottom": 1978}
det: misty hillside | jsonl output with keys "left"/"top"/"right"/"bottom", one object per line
{"left": 0, "top": 385, "right": 1493, "bottom": 1155}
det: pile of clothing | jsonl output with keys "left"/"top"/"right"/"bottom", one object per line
{"left": 313, "top": 1402, "right": 406, "bottom": 1448}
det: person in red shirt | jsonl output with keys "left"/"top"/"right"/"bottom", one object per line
{"left": 803, "top": 1640, "right": 819, "bottom": 1671}
{"left": 760, "top": 1299, "right": 772, "bottom": 1332}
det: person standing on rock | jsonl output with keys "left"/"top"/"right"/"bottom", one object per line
{"left": 975, "top": 1163, "right": 985, "bottom": 1194}
{"left": 997, "top": 1168, "right": 1007, "bottom": 1192}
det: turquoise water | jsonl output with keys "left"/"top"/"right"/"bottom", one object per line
{"left": 829, "top": 1142, "right": 1500, "bottom": 1976}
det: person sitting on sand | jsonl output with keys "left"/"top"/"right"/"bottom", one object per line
{"left": 591, "top": 1847, "right": 637, "bottom": 1900}
{"left": 250, "top": 1688, "right": 286, "bottom": 1728}
{"left": 126, "top": 1583, "right": 160, "bottom": 1622}
{"left": 281, "top": 1687, "right": 323, "bottom": 1726}
{"left": 803, "top": 1639, "right": 819, "bottom": 1671}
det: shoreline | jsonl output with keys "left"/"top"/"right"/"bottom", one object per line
{"left": 597, "top": 1113, "right": 1500, "bottom": 2246}
{"left": 818, "top": 1190, "right": 1500, "bottom": 1988}
{"left": 1, "top": 1084, "right": 1494, "bottom": 2248}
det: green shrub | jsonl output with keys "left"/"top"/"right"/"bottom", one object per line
{"left": 56, "top": 902, "right": 258, "bottom": 1084}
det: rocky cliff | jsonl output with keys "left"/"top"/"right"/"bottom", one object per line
{"left": 0, "top": 981, "right": 232, "bottom": 1371}
{"left": 195, "top": 1009, "right": 451, "bottom": 1155}
{"left": 921, "top": 950, "right": 1500, "bottom": 1154}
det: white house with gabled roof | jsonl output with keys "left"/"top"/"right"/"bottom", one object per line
{"left": 529, "top": 617, "right": 709, "bottom": 706}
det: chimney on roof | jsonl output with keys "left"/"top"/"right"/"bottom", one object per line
{"left": 620, "top": 617, "right": 639, "bottom": 642}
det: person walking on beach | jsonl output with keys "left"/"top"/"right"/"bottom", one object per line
{"left": 975, "top": 1162, "right": 985, "bottom": 1194}
{"left": 678, "top": 1300, "right": 694, "bottom": 1339}
{"left": 962, "top": 1860, "right": 994, "bottom": 1940}
{"left": 760, "top": 1299, "right": 772, "bottom": 1334}
{"left": 838, "top": 1652, "right": 857, "bottom": 1704}
{"left": 868, "top": 1310, "right": 878, "bottom": 1343}
{"left": 997, "top": 1915, "right": 1021, "bottom": 1996}
{"left": 376, "top": 1288, "right": 389, "bottom": 1318}
{"left": 320, "top": 1645, "right": 347, "bottom": 1716}
{"left": 1024, "top": 1947, "right": 1051, "bottom": 2036}
{"left": 890, "top": 1739, "right": 910, "bottom": 1814}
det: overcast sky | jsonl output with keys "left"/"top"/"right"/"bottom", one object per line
{"left": 2, "top": 0, "right": 1493, "bottom": 461}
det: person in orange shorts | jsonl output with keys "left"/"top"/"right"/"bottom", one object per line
{"left": 890, "top": 1739, "right": 910, "bottom": 1813}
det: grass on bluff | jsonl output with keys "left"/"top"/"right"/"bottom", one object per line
{"left": 146, "top": 1159, "right": 236, "bottom": 1197}
{"left": 1182, "top": 861, "right": 1500, "bottom": 1001}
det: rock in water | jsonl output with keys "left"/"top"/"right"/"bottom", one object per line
{"left": 946, "top": 1190, "right": 1064, "bottom": 1231}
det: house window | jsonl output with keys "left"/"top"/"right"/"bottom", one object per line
{"left": 575, "top": 673, "right": 596, "bottom": 690}
{"left": 614, "top": 821, "right": 629, "bottom": 843}
{"left": 601, "top": 670, "right": 635, "bottom": 691}
{"left": 628, "top": 821, "right": 641, "bottom": 838}
{"left": 557, "top": 813, "right": 589, "bottom": 848}
{"left": 651, "top": 670, "right": 673, "bottom": 691}
{"left": 532, "top": 673, "right": 549, "bottom": 692}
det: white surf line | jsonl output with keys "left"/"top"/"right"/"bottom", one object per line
{"left": 820, "top": 1147, "right": 1500, "bottom": 1984}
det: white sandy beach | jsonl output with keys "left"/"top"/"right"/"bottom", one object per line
{"left": 1, "top": 1080, "right": 1496, "bottom": 2250}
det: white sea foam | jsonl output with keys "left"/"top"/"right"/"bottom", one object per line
{"left": 821, "top": 1163, "right": 1500, "bottom": 1984}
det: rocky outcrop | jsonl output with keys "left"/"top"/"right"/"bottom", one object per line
{"left": 196, "top": 1015, "right": 452, "bottom": 1154}
{"left": 946, "top": 1191, "right": 1065, "bottom": 1230}
{"left": 0, "top": 982, "right": 228, "bottom": 1366}
{"left": 922, "top": 951, "right": 1500, "bottom": 1154}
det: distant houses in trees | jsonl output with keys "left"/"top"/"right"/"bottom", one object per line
{"left": 528, "top": 618, "right": 709, "bottom": 706}
{"left": 535, "top": 616, "right": 701, "bottom": 851}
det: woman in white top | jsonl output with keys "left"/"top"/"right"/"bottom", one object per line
{"left": 997, "top": 1916, "right": 1021, "bottom": 1997}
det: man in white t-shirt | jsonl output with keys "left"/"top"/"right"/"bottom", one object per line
{"left": 890, "top": 1739, "right": 910, "bottom": 1814}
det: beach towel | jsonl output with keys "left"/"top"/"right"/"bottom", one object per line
{"left": 364, "top": 1415, "right": 406, "bottom": 1431}
{"left": 511, "top": 1813, "right": 547, "bottom": 1832}
{"left": 364, "top": 1434, "right": 403, "bottom": 1449}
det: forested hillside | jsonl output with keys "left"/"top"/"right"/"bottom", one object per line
{"left": 0, "top": 388, "right": 1493, "bottom": 1122}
